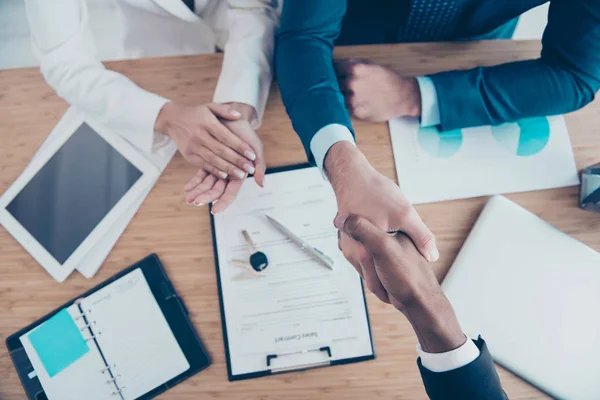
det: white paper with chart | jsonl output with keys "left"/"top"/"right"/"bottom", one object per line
{"left": 212, "top": 166, "right": 374, "bottom": 378}
{"left": 388, "top": 116, "right": 579, "bottom": 204}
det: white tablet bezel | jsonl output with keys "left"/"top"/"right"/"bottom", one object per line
{"left": 0, "top": 110, "right": 160, "bottom": 282}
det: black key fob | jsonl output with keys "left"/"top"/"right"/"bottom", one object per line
{"left": 242, "top": 230, "right": 269, "bottom": 272}
{"left": 250, "top": 251, "right": 269, "bottom": 272}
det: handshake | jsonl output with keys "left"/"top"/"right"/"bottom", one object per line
{"left": 155, "top": 99, "right": 458, "bottom": 340}
{"left": 334, "top": 213, "right": 464, "bottom": 353}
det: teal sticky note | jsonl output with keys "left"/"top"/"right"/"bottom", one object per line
{"left": 28, "top": 308, "right": 89, "bottom": 377}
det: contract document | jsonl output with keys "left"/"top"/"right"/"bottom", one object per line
{"left": 210, "top": 164, "right": 375, "bottom": 381}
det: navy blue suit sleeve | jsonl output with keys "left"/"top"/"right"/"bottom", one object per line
{"left": 275, "top": 0, "right": 354, "bottom": 164}
{"left": 430, "top": 0, "right": 600, "bottom": 131}
{"left": 418, "top": 337, "right": 508, "bottom": 400}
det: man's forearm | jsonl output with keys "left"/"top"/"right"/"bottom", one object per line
{"left": 403, "top": 289, "right": 466, "bottom": 354}
{"left": 276, "top": 0, "right": 352, "bottom": 163}
{"left": 430, "top": 0, "right": 600, "bottom": 132}
{"left": 430, "top": 59, "right": 598, "bottom": 131}
{"left": 324, "top": 141, "right": 367, "bottom": 191}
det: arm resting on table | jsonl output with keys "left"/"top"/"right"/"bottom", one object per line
{"left": 429, "top": 0, "right": 600, "bottom": 130}
{"left": 24, "top": 0, "right": 169, "bottom": 154}
{"left": 213, "top": 0, "right": 281, "bottom": 128}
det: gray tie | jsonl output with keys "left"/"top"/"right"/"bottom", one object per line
{"left": 403, "top": 0, "right": 460, "bottom": 42}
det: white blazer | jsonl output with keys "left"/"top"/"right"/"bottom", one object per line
{"left": 24, "top": 0, "right": 280, "bottom": 154}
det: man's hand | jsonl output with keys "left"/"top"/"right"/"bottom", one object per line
{"left": 334, "top": 213, "right": 465, "bottom": 354}
{"left": 325, "top": 142, "right": 438, "bottom": 303}
{"left": 155, "top": 102, "right": 258, "bottom": 180}
{"left": 183, "top": 106, "right": 266, "bottom": 214}
{"left": 335, "top": 59, "right": 421, "bottom": 122}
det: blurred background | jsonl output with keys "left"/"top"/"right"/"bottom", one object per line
{"left": 0, "top": 0, "right": 550, "bottom": 70}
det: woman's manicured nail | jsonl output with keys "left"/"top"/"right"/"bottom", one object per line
{"left": 218, "top": 171, "right": 228, "bottom": 179}
{"left": 243, "top": 163, "right": 255, "bottom": 174}
{"left": 427, "top": 248, "right": 440, "bottom": 262}
{"left": 244, "top": 151, "right": 256, "bottom": 161}
{"left": 230, "top": 109, "right": 241, "bottom": 117}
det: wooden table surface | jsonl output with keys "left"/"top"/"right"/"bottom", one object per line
{"left": 1, "top": 40, "right": 599, "bottom": 399}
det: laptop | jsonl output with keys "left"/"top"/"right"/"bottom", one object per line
{"left": 442, "top": 195, "right": 600, "bottom": 400}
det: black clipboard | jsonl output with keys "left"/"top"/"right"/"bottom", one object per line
{"left": 6, "top": 254, "right": 211, "bottom": 400}
{"left": 209, "top": 163, "right": 375, "bottom": 381}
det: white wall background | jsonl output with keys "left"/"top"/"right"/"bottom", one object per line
{"left": 0, "top": 0, "right": 550, "bottom": 70}
{"left": 0, "top": 0, "right": 123, "bottom": 69}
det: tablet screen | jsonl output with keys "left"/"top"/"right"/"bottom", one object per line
{"left": 6, "top": 123, "right": 142, "bottom": 264}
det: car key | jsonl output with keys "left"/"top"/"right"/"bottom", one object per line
{"left": 229, "top": 258, "right": 265, "bottom": 281}
{"left": 242, "top": 230, "right": 269, "bottom": 272}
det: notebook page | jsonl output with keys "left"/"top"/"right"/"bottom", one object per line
{"left": 20, "top": 304, "right": 115, "bottom": 400}
{"left": 81, "top": 268, "right": 190, "bottom": 400}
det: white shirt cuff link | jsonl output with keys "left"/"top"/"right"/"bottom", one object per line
{"left": 416, "top": 76, "right": 441, "bottom": 127}
{"left": 310, "top": 124, "right": 356, "bottom": 176}
{"left": 416, "top": 336, "right": 481, "bottom": 373}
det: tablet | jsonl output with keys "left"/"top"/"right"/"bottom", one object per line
{"left": 0, "top": 112, "right": 159, "bottom": 282}
{"left": 28, "top": 108, "right": 177, "bottom": 279}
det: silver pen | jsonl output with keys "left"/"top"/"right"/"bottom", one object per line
{"left": 264, "top": 214, "right": 334, "bottom": 270}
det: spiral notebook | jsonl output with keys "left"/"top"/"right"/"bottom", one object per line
{"left": 7, "top": 255, "right": 211, "bottom": 400}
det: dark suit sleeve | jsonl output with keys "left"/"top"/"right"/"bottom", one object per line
{"left": 429, "top": 0, "right": 600, "bottom": 131}
{"left": 275, "top": 0, "right": 354, "bottom": 164}
{"left": 418, "top": 337, "right": 508, "bottom": 400}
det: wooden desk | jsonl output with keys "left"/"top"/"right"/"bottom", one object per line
{"left": 1, "top": 41, "right": 599, "bottom": 399}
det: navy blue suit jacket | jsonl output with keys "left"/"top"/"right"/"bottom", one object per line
{"left": 418, "top": 338, "right": 507, "bottom": 399}
{"left": 276, "top": 0, "right": 600, "bottom": 163}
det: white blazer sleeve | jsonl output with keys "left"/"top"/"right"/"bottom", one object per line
{"left": 24, "top": 0, "right": 170, "bottom": 154}
{"left": 212, "top": 0, "right": 281, "bottom": 128}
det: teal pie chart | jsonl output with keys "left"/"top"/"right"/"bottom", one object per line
{"left": 417, "top": 126, "right": 463, "bottom": 158}
{"left": 491, "top": 117, "right": 550, "bottom": 156}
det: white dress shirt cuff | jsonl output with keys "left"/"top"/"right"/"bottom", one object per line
{"left": 416, "top": 336, "right": 481, "bottom": 373}
{"left": 416, "top": 76, "right": 441, "bottom": 127}
{"left": 310, "top": 124, "right": 356, "bottom": 176}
